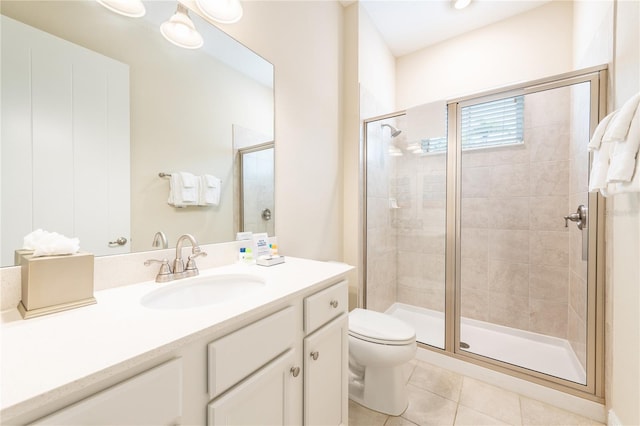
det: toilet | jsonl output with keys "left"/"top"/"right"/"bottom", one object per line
{"left": 348, "top": 308, "right": 417, "bottom": 415}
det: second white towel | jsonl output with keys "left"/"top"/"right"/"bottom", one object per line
{"left": 199, "top": 174, "right": 221, "bottom": 206}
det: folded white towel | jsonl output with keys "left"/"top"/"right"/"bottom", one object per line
{"left": 179, "top": 171, "right": 197, "bottom": 188}
{"left": 607, "top": 166, "right": 640, "bottom": 195}
{"left": 607, "top": 96, "right": 640, "bottom": 183}
{"left": 587, "top": 111, "right": 617, "bottom": 151}
{"left": 168, "top": 172, "right": 198, "bottom": 207}
{"left": 198, "top": 174, "right": 221, "bottom": 206}
{"left": 602, "top": 92, "right": 640, "bottom": 143}
{"left": 589, "top": 140, "right": 613, "bottom": 194}
{"left": 588, "top": 92, "right": 640, "bottom": 197}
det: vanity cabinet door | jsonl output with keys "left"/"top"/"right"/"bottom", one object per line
{"left": 303, "top": 313, "right": 348, "bottom": 426}
{"left": 207, "top": 349, "right": 299, "bottom": 426}
{"left": 30, "top": 359, "right": 182, "bottom": 426}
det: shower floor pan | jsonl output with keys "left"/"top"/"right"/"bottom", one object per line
{"left": 386, "top": 302, "right": 586, "bottom": 384}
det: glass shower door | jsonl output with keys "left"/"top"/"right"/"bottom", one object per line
{"left": 457, "top": 80, "right": 595, "bottom": 385}
{"left": 364, "top": 113, "right": 448, "bottom": 349}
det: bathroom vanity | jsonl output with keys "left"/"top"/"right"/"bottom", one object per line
{"left": 0, "top": 257, "right": 351, "bottom": 425}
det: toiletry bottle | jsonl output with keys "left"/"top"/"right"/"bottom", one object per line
{"left": 245, "top": 248, "right": 254, "bottom": 264}
{"left": 271, "top": 244, "right": 278, "bottom": 256}
{"left": 238, "top": 247, "right": 246, "bottom": 262}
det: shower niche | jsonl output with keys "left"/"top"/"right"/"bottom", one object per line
{"left": 362, "top": 66, "right": 606, "bottom": 399}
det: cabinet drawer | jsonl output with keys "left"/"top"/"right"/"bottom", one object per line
{"left": 208, "top": 306, "right": 296, "bottom": 398}
{"left": 304, "top": 280, "right": 347, "bottom": 334}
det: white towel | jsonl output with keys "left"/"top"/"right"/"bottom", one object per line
{"left": 198, "top": 174, "right": 221, "bottom": 206}
{"left": 606, "top": 96, "right": 640, "bottom": 183}
{"left": 168, "top": 172, "right": 198, "bottom": 207}
{"left": 587, "top": 111, "right": 617, "bottom": 151}
{"left": 589, "top": 140, "right": 614, "bottom": 194}
{"left": 602, "top": 92, "right": 640, "bottom": 144}
{"left": 588, "top": 92, "right": 640, "bottom": 197}
{"left": 607, "top": 166, "right": 640, "bottom": 195}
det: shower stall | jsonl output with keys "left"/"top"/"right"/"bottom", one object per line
{"left": 362, "top": 66, "right": 606, "bottom": 398}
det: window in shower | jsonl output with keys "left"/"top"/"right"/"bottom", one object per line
{"left": 421, "top": 96, "right": 524, "bottom": 154}
{"left": 458, "top": 81, "right": 593, "bottom": 385}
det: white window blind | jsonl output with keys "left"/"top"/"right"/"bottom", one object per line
{"left": 421, "top": 95, "right": 524, "bottom": 153}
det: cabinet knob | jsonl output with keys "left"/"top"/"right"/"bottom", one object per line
{"left": 290, "top": 366, "right": 300, "bottom": 377}
{"left": 329, "top": 300, "right": 339, "bottom": 308}
{"left": 310, "top": 351, "right": 319, "bottom": 361}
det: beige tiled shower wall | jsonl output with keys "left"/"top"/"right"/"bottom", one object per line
{"left": 394, "top": 115, "right": 448, "bottom": 313}
{"left": 366, "top": 118, "right": 398, "bottom": 313}
{"left": 459, "top": 87, "right": 574, "bottom": 340}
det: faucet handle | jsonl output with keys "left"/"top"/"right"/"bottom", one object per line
{"left": 185, "top": 251, "right": 207, "bottom": 273}
{"left": 144, "top": 258, "right": 173, "bottom": 283}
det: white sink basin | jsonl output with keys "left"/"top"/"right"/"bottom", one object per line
{"left": 141, "top": 273, "right": 266, "bottom": 310}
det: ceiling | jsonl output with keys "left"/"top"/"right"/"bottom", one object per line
{"left": 359, "top": 0, "right": 551, "bottom": 57}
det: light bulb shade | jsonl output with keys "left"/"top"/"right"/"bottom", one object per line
{"left": 161, "top": 6, "right": 204, "bottom": 49}
{"left": 196, "top": 0, "right": 243, "bottom": 24}
{"left": 96, "top": 0, "right": 145, "bottom": 17}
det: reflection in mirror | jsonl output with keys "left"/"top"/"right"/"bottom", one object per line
{"left": 238, "top": 143, "right": 275, "bottom": 235}
{"left": 0, "top": 1, "right": 274, "bottom": 266}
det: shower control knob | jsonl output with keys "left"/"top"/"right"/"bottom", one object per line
{"left": 310, "top": 351, "right": 319, "bottom": 361}
{"left": 290, "top": 366, "right": 300, "bottom": 377}
{"left": 329, "top": 300, "right": 339, "bottom": 308}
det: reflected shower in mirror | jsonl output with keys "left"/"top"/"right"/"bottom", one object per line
{"left": 233, "top": 125, "right": 275, "bottom": 236}
{"left": 0, "top": 1, "right": 274, "bottom": 266}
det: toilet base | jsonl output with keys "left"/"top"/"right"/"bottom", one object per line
{"left": 348, "top": 364, "right": 409, "bottom": 416}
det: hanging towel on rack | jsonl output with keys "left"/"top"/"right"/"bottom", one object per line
{"left": 168, "top": 172, "right": 199, "bottom": 207}
{"left": 198, "top": 174, "right": 221, "bottom": 206}
{"left": 588, "top": 92, "right": 640, "bottom": 196}
{"left": 605, "top": 93, "right": 640, "bottom": 183}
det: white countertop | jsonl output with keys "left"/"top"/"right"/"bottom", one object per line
{"left": 0, "top": 257, "right": 352, "bottom": 420}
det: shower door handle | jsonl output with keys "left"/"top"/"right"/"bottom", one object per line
{"left": 564, "top": 205, "right": 587, "bottom": 230}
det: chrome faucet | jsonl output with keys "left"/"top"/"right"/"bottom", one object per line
{"left": 173, "top": 234, "right": 207, "bottom": 278}
{"left": 152, "top": 231, "right": 169, "bottom": 249}
{"left": 145, "top": 233, "right": 207, "bottom": 282}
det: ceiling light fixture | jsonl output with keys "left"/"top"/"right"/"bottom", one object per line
{"left": 96, "top": 0, "right": 146, "bottom": 18}
{"left": 161, "top": 4, "right": 204, "bottom": 49}
{"left": 195, "top": 0, "right": 243, "bottom": 24}
{"left": 453, "top": 0, "right": 472, "bottom": 10}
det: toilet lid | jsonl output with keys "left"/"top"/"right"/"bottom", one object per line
{"left": 349, "top": 308, "right": 415, "bottom": 345}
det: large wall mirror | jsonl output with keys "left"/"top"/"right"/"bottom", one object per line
{"left": 1, "top": 1, "right": 274, "bottom": 266}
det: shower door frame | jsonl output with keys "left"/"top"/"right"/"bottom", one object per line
{"left": 361, "top": 65, "right": 607, "bottom": 401}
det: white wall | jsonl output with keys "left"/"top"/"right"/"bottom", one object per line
{"left": 219, "top": 1, "right": 344, "bottom": 261}
{"left": 396, "top": 1, "right": 574, "bottom": 108}
{"left": 572, "top": 1, "right": 640, "bottom": 424}
{"left": 358, "top": 6, "right": 396, "bottom": 113}
{"left": 342, "top": 3, "right": 360, "bottom": 309}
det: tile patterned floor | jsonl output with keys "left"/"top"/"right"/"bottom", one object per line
{"left": 348, "top": 359, "right": 603, "bottom": 426}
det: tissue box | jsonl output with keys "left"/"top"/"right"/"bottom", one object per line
{"left": 18, "top": 252, "right": 96, "bottom": 319}
{"left": 14, "top": 249, "right": 34, "bottom": 266}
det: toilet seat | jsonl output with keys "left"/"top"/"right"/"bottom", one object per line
{"left": 349, "top": 308, "right": 415, "bottom": 346}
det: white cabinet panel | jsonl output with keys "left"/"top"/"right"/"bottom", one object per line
{"left": 304, "top": 280, "right": 348, "bottom": 334}
{"left": 304, "top": 313, "right": 348, "bottom": 426}
{"left": 0, "top": 16, "right": 130, "bottom": 264}
{"left": 208, "top": 349, "right": 298, "bottom": 426}
{"left": 31, "top": 358, "right": 182, "bottom": 426}
{"left": 208, "top": 306, "right": 296, "bottom": 398}
{"left": 1, "top": 16, "right": 34, "bottom": 265}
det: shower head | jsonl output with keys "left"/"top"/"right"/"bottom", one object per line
{"left": 381, "top": 123, "right": 402, "bottom": 137}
